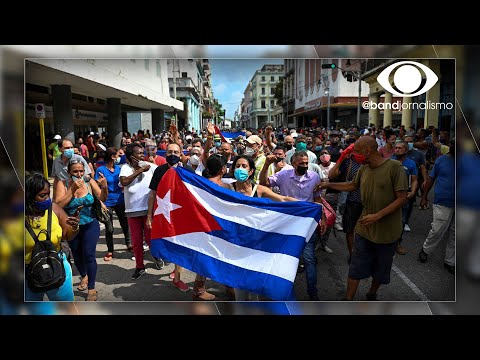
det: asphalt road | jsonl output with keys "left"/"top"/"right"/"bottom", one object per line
{"left": 69, "top": 199, "right": 454, "bottom": 304}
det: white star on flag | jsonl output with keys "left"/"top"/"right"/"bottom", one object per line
{"left": 154, "top": 190, "right": 182, "bottom": 224}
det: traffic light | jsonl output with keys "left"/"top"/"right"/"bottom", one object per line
{"left": 321, "top": 64, "right": 336, "bottom": 69}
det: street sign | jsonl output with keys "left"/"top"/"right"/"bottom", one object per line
{"left": 35, "top": 103, "right": 45, "bottom": 119}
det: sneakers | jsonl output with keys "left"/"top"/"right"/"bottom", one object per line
{"left": 444, "top": 263, "right": 455, "bottom": 275}
{"left": 132, "top": 268, "right": 146, "bottom": 280}
{"left": 334, "top": 223, "right": 344, "bottom": 231}
{"left": 153, "top": 257, "right": 165, "bottom": 270}
{"left": 396, "top": 244, "right": 408, "bottom": 255}
{"left": 173, "top": 280, "right": 190, "bottom": 292}
{"left": 418, "top": 248, "right": 428, "bottom": 263}
{"left": 322, "top": 245, "right": 333, "bottom": 254}
{"left": 404, "top": 224, "right": 411, "bottom": 232}
{"left": 366, "top": 292, "right": 377, "bottom": 301}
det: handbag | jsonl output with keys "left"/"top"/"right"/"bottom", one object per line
{"left": 89, "top": 183, "right": 110, "bottom": 223}
{"left": 318, "top": 196, "right": 336, "bottom": 229}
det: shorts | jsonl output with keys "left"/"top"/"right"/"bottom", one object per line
{"left": 348, "top": 233, "right": 397, "bottom": 284}
{"left": 342, "top": 201, "right": 363, "bottom": 233}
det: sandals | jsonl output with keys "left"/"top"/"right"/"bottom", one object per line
{"left": 77, "top": 276, "right": 88, "bottom": 291}
{"left": 86, "top": 290, "right": 98, "bottom": 301}
{"left": 103, "top": 252, "right": 113, "bottom": 262}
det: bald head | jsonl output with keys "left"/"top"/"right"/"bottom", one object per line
{"left": 354, "top": 135, "right": 378, "bottom": 152}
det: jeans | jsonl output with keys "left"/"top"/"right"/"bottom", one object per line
{"left": 25, "top": 252, "right": 74, "bottom": 301}
{"left": 302, "top": 232, "right": 318, "bottom": 297}
{"left": 104, "top": 203, "right": 131, "bottom": 252}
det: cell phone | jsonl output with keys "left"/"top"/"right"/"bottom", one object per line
{"left": 74, "top": 206, "right": 84, "bottom": 216}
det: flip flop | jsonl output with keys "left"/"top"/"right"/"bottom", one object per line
{"left": 77, "top": 276, "right": 88, "bottom": 291}
{"left": 103, "top": 252, "right": 113, "bottom": 262}
{"left": 86, "top": 290, "right": 98, "bottom": 301}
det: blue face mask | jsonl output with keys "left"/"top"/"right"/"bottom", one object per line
{"left": 315, "top": 146, "right": 322, "bottom": 152}
{"left": 119, "top": 154, "right": 127, "bottom": 164}
{"left": 234, "top": 168, "right": 250, "bottom": 182}
{"left": 64, "top": 149, "right": 74, "bottom": 159}
{"left": 35, "top": 198, "right": 52, "bottom": 211}
{"left": 408, "top": 142, "right": 414, "bottom": 151}
{"left": 296, "top": 142, "right": 307, "bottom": 152}
{"left": 214, "top": 141, "right": 222, "bottom": 148}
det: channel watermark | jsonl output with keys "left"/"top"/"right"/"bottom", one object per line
{"left": 362, "top": 100, "right": 453, "bottom": 111}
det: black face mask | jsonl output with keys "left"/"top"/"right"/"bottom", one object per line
{"left": 166, "top": 154, "right": 181, "bottom": 166}
{"left": 296, "top": 166, "right": 308, "bottom": 175}
{"left": 285, "top": 144, "right": 293, "bottom": 150}
{"left": 274, "top": 157, "right": 285, "bottom": 163}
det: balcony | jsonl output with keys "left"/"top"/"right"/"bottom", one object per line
{"left": 259, "top": 80, "right": 267, "bottom": 85}
{"left": 260, "top": 93, "right": 267, "bottom": 98}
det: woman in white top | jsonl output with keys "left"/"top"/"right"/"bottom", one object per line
{"left": 119, "top": 143, "right": 162, "bottom": 280}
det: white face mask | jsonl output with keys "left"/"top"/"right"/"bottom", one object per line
{"left": 245, "top": 147, "right": 255, "bottom": 157}
{"left": 138, "top": 160, "right": 148, "bottom": 168}
{"left": 189, "top": 154, "right": 200, "bottom": 166}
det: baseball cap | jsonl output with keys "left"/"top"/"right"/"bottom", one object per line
{"left": 329, "top": 130, "right": 341, "bottom": 137}
{"left": 348, "top": 131, "right": 360, "bottom": 138}
{"left": 53, "top": 134, "right": 61, "bottom": 140}
{"left": 246, "top": 135, "right": 262, "bottom": 145}
{"left": 97, "top": 144, "right": 106, "bottom": 151}
{"left": 90, "top": 131, "right": 94, "bottom": 136}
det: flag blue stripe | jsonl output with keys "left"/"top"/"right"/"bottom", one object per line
{"left": 210, "top": 216, "right": 307, "bottom": 258}
{"left": 176, "top": 167, "right": 322, "bottom": 222}
{"left": 150, "top": 239, "right": 296, "bottom": 301}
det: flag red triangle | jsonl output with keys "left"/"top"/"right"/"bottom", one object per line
{"left": 151, "top": 168, "right": 222, "bottom": 239}
{"left": 214, "top": 125, "right": 228, "bottom": 143}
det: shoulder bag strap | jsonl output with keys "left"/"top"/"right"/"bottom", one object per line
{"left": 47, "top": 205, "right": 52, "bottom": 239}
{"left": 250, "top": 184, "right": 258, "bottom": 197}
{"left": 25, "top": 221, "right": 40, "bottom": 243}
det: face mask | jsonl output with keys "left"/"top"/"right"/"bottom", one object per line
{"left": 296, "top": 142, "right": 307, "bottom": 151}
{"left": 315, "top": 146, "right": 322, "bottom": 151}
{"left": 35, "top": 198, "right": 52, "bottom": 211}
{"left": 234, "top": 168, "right": 250, "bottom": 182}
{"left": 245, "top": 147, "right": 255, "bottom": 157}
{"left": 439, "top": 138, "right": 447, "bottom": 144}
{"left": 114, "top": 157, "right": 121, "bottom": 164}
{"left": 408, "top": 142, "right": 414, "bottom": 151}
{"left": 274, "top": 156, "right": 285, "bottom": 163}
{"left": 285, "top": 144, "right": 293, "bottom": 150}
{"left": 352, "top": 153, "right": 367, "bottom": 164}
{"left": 296, "top": 165, "right": 308, "bottom": 175}
{"left": 71, "top": 175, "right": 85, "bottom": 182}
{"left": 320, "top": 154, "right": 331, "bottom": 163}
{"left": 64, "top": 149, "right": 74, "bottom": 159}
{"left": 119, "top": 154, "right": 127, "bottom": 164}
{"left": 214, "top": 141, "right": 222, "bottom": 148}
{"left": 166, "top": 154, "right": 181, "bottom": 166}
{"left": 189, "top": 154, "right": 200, "bottom": 166}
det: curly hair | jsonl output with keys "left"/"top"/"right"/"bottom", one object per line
{"left": 25, "top": 172, "right": 50, "bottom": 216}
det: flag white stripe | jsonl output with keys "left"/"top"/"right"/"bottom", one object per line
{"left": 183, "top": 182, "right": 318, "bottom": 240}
{"left": 163, "top": 232, "right": 299, "bottom": 282}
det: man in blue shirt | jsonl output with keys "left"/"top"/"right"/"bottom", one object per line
{"left": 418, "top": 139, "right": 455, "bottom": 274}
{"left": 392, "top": 141, "right": 418, "bottom": 255}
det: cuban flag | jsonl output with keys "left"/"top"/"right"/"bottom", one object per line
{"left": 149, "top": 167, "right": 322, "bottom": 301}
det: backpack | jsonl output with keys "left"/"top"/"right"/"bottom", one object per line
{"left": 25, "top": 206, "right": 66, "bottom": 293}
{"left": 317, "top": 196, "right": 336, "bottom": 228}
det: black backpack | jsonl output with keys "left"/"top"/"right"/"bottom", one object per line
{"left": 25, "top": 206, "right": 66, "bottom": 293}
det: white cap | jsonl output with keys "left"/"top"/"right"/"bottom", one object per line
{"left": 90, "top": 131, "right": 94, "bottom": 135}
{"left": 97, "top": 144, "right": 106, "bottom": 151}
{"left": 53, "top": 134, "right": 61, "bottom": 140}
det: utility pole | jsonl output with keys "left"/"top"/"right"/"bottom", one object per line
{"left": 172, "top": 60, "right": 177, "bottom": 127}
{"left": 356, "top": 70, "right": 362, "bottom": 127}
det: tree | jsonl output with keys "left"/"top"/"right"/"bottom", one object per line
{"left": 274, "top": 77, "right": 284, "bottom": 103}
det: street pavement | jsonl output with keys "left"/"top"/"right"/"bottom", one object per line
{"left": 69, "top": 194, "right": 455, "bottom": 303}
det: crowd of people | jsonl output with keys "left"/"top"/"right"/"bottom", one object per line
{"left": 25, "top": 121, "right": 455, "bottom": 301}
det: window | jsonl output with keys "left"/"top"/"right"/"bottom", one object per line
{"left": 261, "top": 87, "right": 265, "bottom": 94}
{"left": 270, "top": 100, "right": 275, "bottom": 108}
{"left": 271, "top": 76, "right": 275, "bottom": 81}
{"left": 262, "top": 76, "right": 265, "bottom": 81}
{"left": 270, "top": 88, "right": 275, "bottom": 95}
{"left": 156, "top": 61, "right": 161, "bottom": 77}
{"left": 261, "top": 100, "right": 266, "bottom": 108}
{"left": 144, "top": 60, "right": 150, "bottom": 71}
{"left": 182, "top": 72, "right": 188, "bottom": 78}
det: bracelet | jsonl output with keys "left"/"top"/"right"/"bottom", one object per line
{"left": 72, "top": 224, "right": 79, "bottom": 232}
{"left": 207, "top": 135, "right": 213, "bottom": 139}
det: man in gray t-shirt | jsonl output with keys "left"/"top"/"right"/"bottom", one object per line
{"left": 52, "top": 138, "right": 92, "bottom": 196}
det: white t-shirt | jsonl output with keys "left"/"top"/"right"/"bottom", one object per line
{"left": 119, "top": 163, "right": 158, "bottom": 213}
{"left": 319, "top": 162, "right": 336, "bottom": 179}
